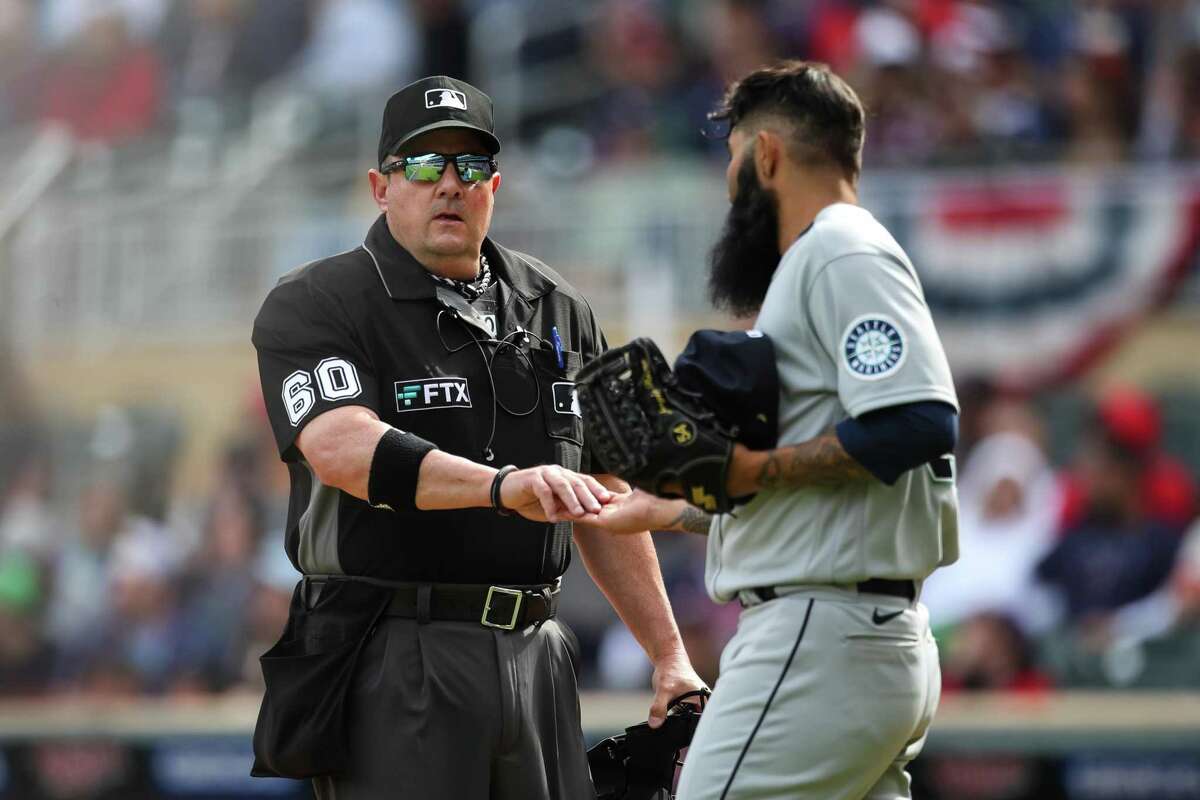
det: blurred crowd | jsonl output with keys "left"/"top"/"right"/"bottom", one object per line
{"left": 1, "top": 0, "right": 1200, "bottom": 703}
{"left": 0, "top": 0, "right": 1199, "bottom": 165}
{"left": 0, "top": 394, "right": 298, "bottom": 699}
{"left": 926, "top": 383, "right": 1200, "bottom": 693}
{"left": 1, "top": 376, "right": 1199, "bottom": 699}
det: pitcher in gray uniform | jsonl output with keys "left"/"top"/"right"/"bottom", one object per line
{"left": 591, "top": 61, "right": 959, "bottom": 799}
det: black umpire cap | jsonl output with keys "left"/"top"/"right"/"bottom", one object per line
{"left": 674, "top": 329, "right": 779, "bottom": 451}
{"left": 378, "top": 76, "right": 501, "bottom": 166}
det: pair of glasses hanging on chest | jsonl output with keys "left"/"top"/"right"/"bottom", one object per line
{"left": 382, "top": 153, "right": 498, "bottom": 184}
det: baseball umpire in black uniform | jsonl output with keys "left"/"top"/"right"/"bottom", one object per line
{"left": 250, "top": 76, "right": 705, "bottom": 799}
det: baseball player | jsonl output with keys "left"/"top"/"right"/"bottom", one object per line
{"left": 249, "top": 75, "right": 704, "bottom": 799}
{"left": 590, "top": 61, "right": 959, "bottom": 799}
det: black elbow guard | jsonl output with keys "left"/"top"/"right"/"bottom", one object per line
{"left": 367, "top": 428, "right": 439, "bottom": 512}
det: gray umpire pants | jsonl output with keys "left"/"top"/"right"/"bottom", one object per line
{"left": 675, "top": 586, "right": 941, "bottom": 800}
{"left": 312, "top": 616, "right": 595, "bottom": 800}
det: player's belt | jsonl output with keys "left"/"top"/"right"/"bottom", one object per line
{"left": 382, "top": 582, "right": 560, "bottom": 630}
{"left": 745, "top": 578, "right": 916, "bottom": 606}
{"left": 855, "top": 578, "right": 917, "bottom": 601}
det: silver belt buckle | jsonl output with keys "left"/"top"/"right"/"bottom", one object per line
{"left": 482, "top": 586, "right": 524, "bottom": 630}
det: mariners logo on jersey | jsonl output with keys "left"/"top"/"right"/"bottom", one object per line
{"left": 842, "top": 315, "right": 906, "bottom": 380}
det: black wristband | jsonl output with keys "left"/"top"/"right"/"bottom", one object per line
{"left": 491, "top": 465, "right": 519, "bottom": 516}
{"left": 367, "top": 428, "right": 439, "bottom": 512}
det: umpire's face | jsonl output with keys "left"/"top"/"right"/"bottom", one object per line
{"left": 369, "top": 128, "right": 501, "bottom": 278}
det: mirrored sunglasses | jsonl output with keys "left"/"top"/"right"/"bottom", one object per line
{"left": 382, "top": 153, "right": 497, "bottom": 184}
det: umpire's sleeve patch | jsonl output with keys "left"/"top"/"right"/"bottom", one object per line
{"left": 841, "top": 315, "right": 907, "bottom": 380}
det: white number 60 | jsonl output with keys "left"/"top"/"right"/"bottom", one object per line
{"left": 282, "top": 371, "right": 315, "bottom": 426}
{"left": 315, "top": 357, "right": 362, "bottom": 400}
{"left": 282, "top": 358, "right": 362, "bottom": 426}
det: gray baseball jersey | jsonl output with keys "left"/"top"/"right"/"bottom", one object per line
{"left": 705, "top": 202, "right": 959, "bottom": 603}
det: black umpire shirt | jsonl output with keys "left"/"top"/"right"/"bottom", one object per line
{"left": 252, "top": 214, "right": 607, "bottom": 585}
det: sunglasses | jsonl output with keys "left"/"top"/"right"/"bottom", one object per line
{"left": 381, "top": 153, "right": 497, "bottom": 184}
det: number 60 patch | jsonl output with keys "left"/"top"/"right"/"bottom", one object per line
{"left": 282, "top": 357, "right": 362, "bottom": 426}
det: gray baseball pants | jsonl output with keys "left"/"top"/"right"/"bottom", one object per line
{"left": 676, "top": 587, "right": 940, "bottom": 800}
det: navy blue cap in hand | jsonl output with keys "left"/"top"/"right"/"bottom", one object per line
{"left": 674, "top": 329, "right": 779, "bottom": 451}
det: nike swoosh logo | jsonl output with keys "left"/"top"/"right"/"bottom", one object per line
{"left": 872, "top": 608, "right": 904, "bottom": 625}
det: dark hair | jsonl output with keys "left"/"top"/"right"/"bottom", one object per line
{"left": 709, "top": 60, "right": 866, "bottom": 181}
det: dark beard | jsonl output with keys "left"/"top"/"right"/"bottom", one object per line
{"left": 707, "top": 156, "right": 782, "bottom": 316}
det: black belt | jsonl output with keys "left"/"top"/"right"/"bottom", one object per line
{"left": 747, "top": 578, "right": 916, "bottom": 605}
{"left": 303, "top": 577, "right": 560, "bottom": 631}
{"left": 856, "top": 578, "right": 917, "bottom": 601}
{"left": 385, "top": 582, "right": 559, "bottom": 630}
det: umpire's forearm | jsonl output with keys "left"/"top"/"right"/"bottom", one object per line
{"left": 573, "top": 523, "right": 687, "bottom": 663}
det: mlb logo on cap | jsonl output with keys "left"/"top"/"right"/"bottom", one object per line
{"left": 426, "top": 89, "right": 467, "bottom": 110}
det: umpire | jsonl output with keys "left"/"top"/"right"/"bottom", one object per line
{"left": 250, "top": 76, "right": 704, "bottom": 799}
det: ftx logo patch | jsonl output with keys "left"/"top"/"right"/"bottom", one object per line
{"left": 395, "top": 377, "right": 471, "bottom": 412}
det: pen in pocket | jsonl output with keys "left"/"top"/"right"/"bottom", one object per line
{"left": 550, "top": 326, "right": 564, "bottom": 369}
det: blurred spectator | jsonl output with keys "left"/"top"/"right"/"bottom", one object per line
{"left": 1180, "top": 35, "right": 1200, "bottom": 158}
{"left": 413, "top": 0, "right": 469, "bottom": 80}
{"left": 295, "top": 0, "right": 415, "bottom": 95}
{"left": 853, "top": 7, "right": 943, "bottom": 167}
{"left": 67, "top": 526, "right": 190, "bottom": 695}
{"left": 160, "top": 0, "right": 308, "bottom": 105}
{"left": 41, "top": 0, "right": 167, "bottom": 45}
{"left": 0, "top": 435, "right": 58, "bottom": 565}
{"left": 44, "top": 476, "right": 172, "bottom": 656}
{"left": 176, "top": 482, "right": 264, "bottom": 691}
{"left": 941, "top": 611, "right": 1052, "bottom": 692}
{"left": 1059, "top": 387, "right": 1196, "bottom": 529}
{"left": 802, "top": 0, "right": 860, "bottom": 74}
{"left": 706, "top": 0, "right": 779, "bottom": 85}
{"left": 36, "top": 6, "right": 162, "bottom": 143}
{"left": 590, "top": 0, "right": 695, "bottom": 159}
{"left": 0, "top": 0, "right": 37, "bottom": 128}
{"left": 0, "top": 551, "right": 53, "bottom": 697}
{"left": 921, "top": 430, "right": 1062, "bottom": 633}
{"left": 1034, "top": 407, "right": 1184, "bottom": 628}
{"left": 1059, "top": 6, "right": 1138, "bottom": 164}
{"left": 1040, "top": 520, "right": 1200, "bottom": 689}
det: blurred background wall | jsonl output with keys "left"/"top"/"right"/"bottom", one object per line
{"left": 1, "top": 0, "right": 1200, "bottom": 798}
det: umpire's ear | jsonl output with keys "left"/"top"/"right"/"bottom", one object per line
{"left": 753, "top": 128, "right": 784, "bottom": 188}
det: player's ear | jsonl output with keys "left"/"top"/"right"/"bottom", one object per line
{"left": 754, "top": 129, "right": 781, "bottom": 186}
{"left": 368, "top": 168, "right": 389, "bottom": 211}
{"left": 490, "top": 170, "right": 501, "bottom": 194}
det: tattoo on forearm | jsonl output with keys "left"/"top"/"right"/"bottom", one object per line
{"left": 758, "top": 430, "right": 871, "bottom": 491}
{"left": 757, "top": 451, "right": 783, "bottom": 490}
{"left": 665, "top": 505, "right": 713, "bottom": 535}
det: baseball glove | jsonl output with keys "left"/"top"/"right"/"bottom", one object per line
{"left": 576, "top": 338, "right": 736, "bottom": 513}
{"left": 587, "top": 690, "right": 710, "bottom": 800}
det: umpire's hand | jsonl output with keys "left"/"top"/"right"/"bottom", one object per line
{"left": 650, "top": 655, "right": 708, "bottom": 729}
{"left": 500, "top": 465, "right": 614, "bottom": 523}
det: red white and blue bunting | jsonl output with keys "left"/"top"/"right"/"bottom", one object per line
{"left": 869, "top": 169, "right": 1200, "bottom": 389}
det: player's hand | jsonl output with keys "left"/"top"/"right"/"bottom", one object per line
{"left": 501, "top": 465, "right": 613, "bottom": 523}
{"left": 586, "top": 481, "right": 687, "bottom": 535}
{"left": 725, "top": 442, "right": 762, "bottom": 498}
{"left": 648, "top": 652, "right": 708, "bottom": 729}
